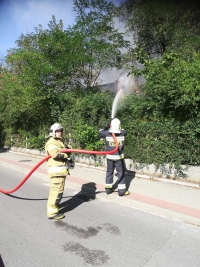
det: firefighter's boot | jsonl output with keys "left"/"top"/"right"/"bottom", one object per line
{"left": 105, "top": 186, "right": 114, "bottom": 195}
{"left": 47, "top": 205, "right": 65, "bottom": 220}
{"left": 118, "top": 190, "right": 130, "bottom": 197}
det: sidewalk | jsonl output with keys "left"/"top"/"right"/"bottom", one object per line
{"left": 0, "top": 149, "right": 200, "bottom": 226}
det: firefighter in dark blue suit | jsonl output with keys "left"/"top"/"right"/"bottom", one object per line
{"left": 99, "top": 118, "right": 130, "bottom": 196}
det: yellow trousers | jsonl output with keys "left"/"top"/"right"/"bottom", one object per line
{"left": 47, "top": 176, "right": 65, "bottom": 218}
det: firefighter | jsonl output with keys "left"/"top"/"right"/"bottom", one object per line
{"left": 45, "top": 123, "right": 71, "bottom": 220}
{"left": 98, "top": 118, "right": 130, "bottom": 196}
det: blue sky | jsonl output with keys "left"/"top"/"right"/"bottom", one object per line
{"left": 0, "top": 0, "right": 123, "bottom": 58}
{"left": 0, "top": 0, "right": 75, "bottom": 57}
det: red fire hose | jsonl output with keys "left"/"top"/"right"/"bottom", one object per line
{"left": 0, "top": 133, "right": 118, "bottom": 194}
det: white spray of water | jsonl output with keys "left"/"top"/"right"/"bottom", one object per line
{"left": 111, "top": 89, "right": 123, "bottom": 119}
{"left": 111, "top": 74, "right": 135, "bottom": 118}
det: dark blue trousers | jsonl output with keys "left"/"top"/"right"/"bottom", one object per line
{"left": 105, "top": 159, "right": 126, "bottom": 195}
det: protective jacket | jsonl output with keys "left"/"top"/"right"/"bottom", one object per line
{"left": 98, "top": 129, "right": 127, "bottom": 160}
{"left": 45, "top": 137, "right": 69, "bottom": 178}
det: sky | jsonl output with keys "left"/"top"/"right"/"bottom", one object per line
{"left": 0, "top": 0, "right": 128, "bottom": 84}
{"left": 0, "top": 0, "right": 124, "bottom": 58}
{"left": 0, "top": 0, "right": 76, "bottom": 58}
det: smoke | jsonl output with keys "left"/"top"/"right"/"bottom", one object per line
{"left": 96, "top": 16, "right": 135, "bottom": 86}
{"left": 117, "top": 74, "right": 136, "bottom": 96}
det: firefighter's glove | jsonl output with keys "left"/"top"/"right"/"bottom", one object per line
{"left": 66, "top": 158, "right": 75, "bottom": 169}
{"left": 54, "top": 153, "right": 69, "bottom": 162}
{"left": 63, "top": 157, "right": 69, "bottom": 163}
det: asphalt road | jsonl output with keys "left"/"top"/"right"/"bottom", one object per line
{"left": 0, "top": 165, "right": 200, "bottom": 267}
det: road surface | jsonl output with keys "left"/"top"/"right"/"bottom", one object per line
{"left": 0, "top": 165, "right": 200, "bottom": 267}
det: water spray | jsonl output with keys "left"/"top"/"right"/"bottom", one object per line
{"left": 111, "top": 73, "right": 133, "bottom": 119}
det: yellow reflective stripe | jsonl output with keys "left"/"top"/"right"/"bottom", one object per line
{"left": 106, "top": 136, "right": 124, "bottom": 141}
{"left": 106, "top": 154, "right": 124, "bottom": 160}
{"left": 105, "top": 184, "right": 113, "bottom": 188}
{"left": 47, "top": 206, "right": 58, "bottom": 212}
{"left": 47, "top": 166, "right": 68, "bottom": 172}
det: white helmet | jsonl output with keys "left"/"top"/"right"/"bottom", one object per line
{"left": 109, "top": 118, "right": 121, "bottom": 133}
{"left": 49, "top": 123, "right": 63, "bottom": 137}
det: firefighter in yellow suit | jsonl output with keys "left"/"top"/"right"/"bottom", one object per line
{"left": 45, "top": 123, "right": 69, "bottom": 220}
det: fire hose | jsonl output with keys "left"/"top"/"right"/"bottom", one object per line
{"left": 0, "top": 133, "right": 118, "bottom": 194}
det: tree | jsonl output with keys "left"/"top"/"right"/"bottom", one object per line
{"left": 15, "top": 0, "right": 130, "bottom": 90}
{"left": 2, "top": 49, "right": 60, "bottom": 131}
{"left": 135, "top": 49, "right": 200, "bottom": 121}
{"left": 60, "top": 88, "right": 114, "bottom": 149}
{"left": 0, "top": 0, "right": 130, "bottom": 141}
{"left": 71, "top": 0, "right": 130, "bottom": 87}
{"left": 118, "top": 0, "right": 200, "bottom": 57}
{"left": 15, "top": 16, "right": 83, "bottom": 91}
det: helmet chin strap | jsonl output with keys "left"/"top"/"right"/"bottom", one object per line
{"left": 54, "top": 136, "right": 62, "bottom": 140}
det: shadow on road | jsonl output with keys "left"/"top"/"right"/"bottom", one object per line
{"left": 59, "top": 170, "right": 136, "bottom": 216}
{"left": 59, "top": 182, "right": 97, "bottom": 214}
{"left": 114, "top": 170, "right": 136, "bottom": 191}
{"left": 3, "top": 170, "right": 135, "bottom": 203}
{"left": 125, "top": 170, "right": 136, "bottom": 191}
{"left": 0, "top": 254, "right": 5, "bottom": 267}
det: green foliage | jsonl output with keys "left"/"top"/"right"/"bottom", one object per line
{"left": 122, "top": 118, "right": 200, "bottom": 177}
{"left": 76, "top": 124, "right": 102, "bottom": 150}
{"left": 1, "top": 0, "right": 200, "bottom": 178}
{"left": 132, "top": 48, "right": 200, "bottom": 121}
{"left": 119, "top": 0, "right": 200, "bottom": 57}
{"left": 26, "top": 135, "right": 46, "bottom": 150}
{"left": 60, "top": 89, "right": 114, "bottom": 149}
{"left": 0, "top": 1, "right": 129, "bottom": 135}
{"left": 117, "top": 45, "right": 200, "bottom": 176}
{"left": 72, "top": 0, "right": 130, "bottom": 86}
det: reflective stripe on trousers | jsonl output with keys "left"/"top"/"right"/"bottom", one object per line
{"left": 105, "top": 159, "right": 126, "bottom": 195}
{"left": 106, "top": 154, "right": 124, "bottom": 160}
{"left": 47, "top": 166, "right": 68, "bottom": 177}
